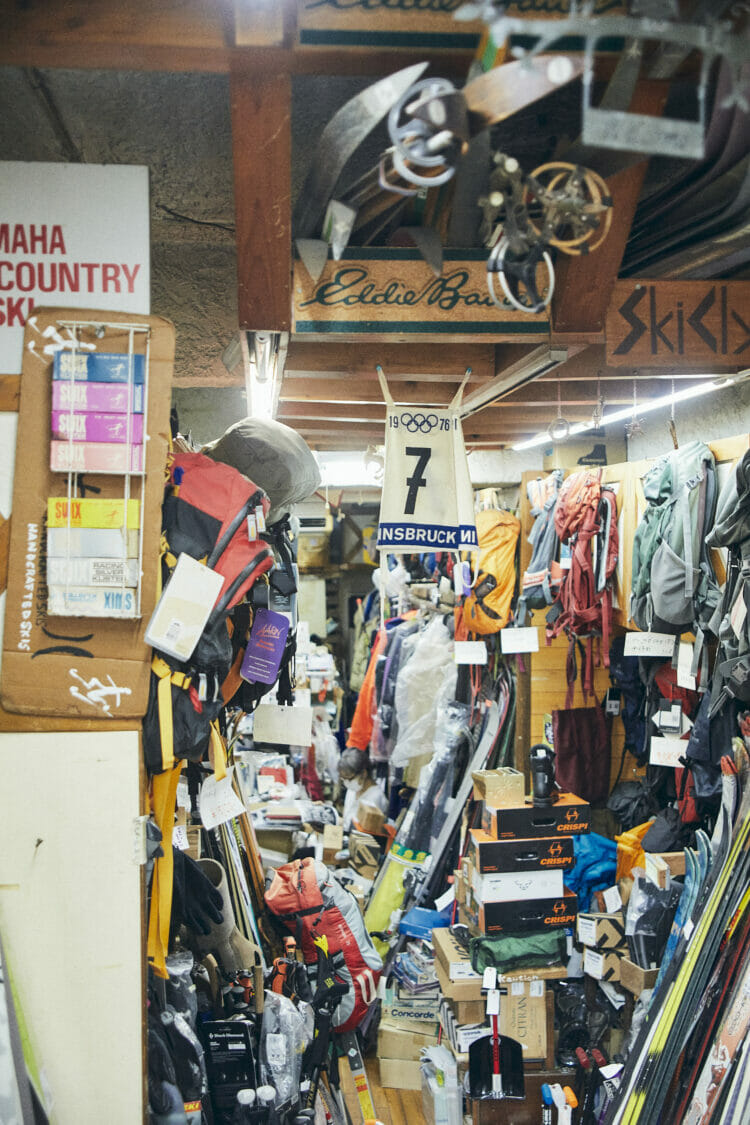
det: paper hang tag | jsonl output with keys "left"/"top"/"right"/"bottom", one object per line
{"left": 623, "top": 631, "right": 676, "bottom": 658}
{"left": 649, "top": 735, "right": 685, "bottom": 769}
{"left": 605, "top": 688, "right": 621, "bottom": 716}
{"left": 500, "top": 627, "right": 539, "bottom": 654}
{"left": 482, "top": 967, "right": 497, "bottom": 991}
{"left": 655, "top": 700, "right": 682, "bottom": 734}
{"left": 730, "top": 588, "right": 748, "bottom": 638}
{"left": 241, "top": 608, "right": 290, "bottom": 686}
{"left": 198, "top": 765, "right": 245, "bottom": 830}
{"left": 486, "top": 989, "right": 501, "bottom": 1016}
{"left": 145, "top": 553, "right": 224, "bottom": 662}
{"left": 676, "top": 641, "right": 697, "bottom": 691}
{"left": 454, "top": 640, "right": 488, "bottom": 665}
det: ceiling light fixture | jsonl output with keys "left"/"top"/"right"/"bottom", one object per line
{"left": 222, "top": 330, "right": 288, "bottom": 420}
{"left": 460, "top": 344, "right": 576, "bottom": 418}
{"left": 511, "top": 369, "right": 750, "bottom": 451}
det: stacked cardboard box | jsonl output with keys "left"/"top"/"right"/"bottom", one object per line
{"left": 46, "top": 497, "right": 141, "bottom": 617}
{"left": 465, "top": 792, "right": 589, "bottom": 935}
{"left": 578, "top": 910, "right": 627, "bottom": 984}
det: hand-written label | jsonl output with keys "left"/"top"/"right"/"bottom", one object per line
{"left": 198, "top": 766, "right": 245, "bottom": 830}
{"left": 623, "top": 631, "right": 675, "bottom": 658}
{"left": 501, "top": 627, "right": 539, "bottom": 654}
{"left": 455, "top": 640, "right": 488, "bottom": 665}
{"left": 649, "top": 735, "right": 685, "bottom": 769}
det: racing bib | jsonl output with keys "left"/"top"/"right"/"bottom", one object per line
{"left": 376, "top": 367, "right": 477, "bottom": 553}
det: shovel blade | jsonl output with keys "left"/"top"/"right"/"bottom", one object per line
{"left": 468, "top": 1033, "right": 525, "bottom": 1100}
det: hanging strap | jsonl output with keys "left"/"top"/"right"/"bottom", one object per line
{"left": 147, "top": 760, "right": 184, "bottom": 980}
{"left": 209, "top": 721, "right": 227, "bottom": 782}
{"left": 151, "top": 655, "right": 192, "bottom": 773}
{"left": 376, "top": 364, "right": 395, "bottom": 409}
{"left": 449, "top": 366, "right": 472, "bottom": 410}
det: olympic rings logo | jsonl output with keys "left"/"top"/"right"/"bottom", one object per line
{"left": 399, "top": 411, "right": 438, "bottom": 433}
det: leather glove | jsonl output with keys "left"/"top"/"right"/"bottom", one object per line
{"left": 170, "top": 846, "right": 223, "bottom": 938}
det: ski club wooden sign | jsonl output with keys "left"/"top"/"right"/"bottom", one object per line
{"left": 293, "top": 249, "right": 550, "bottom": 342}
{"left": 296, "top": 0, "right": 627, "bottom": 50}
{"left": 605, "top": 280, "right": 750, "bottom": 367}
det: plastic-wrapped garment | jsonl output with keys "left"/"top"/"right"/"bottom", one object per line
{"left": 371, "top": 620, "right": 419, "bottom": 762}
{"left": 311, "top": 717, "right": 340, "bottom": 784}
{"left": 397, "top": 700, "right": 471, "bottom": 855}
{"left": 625, "top": 871, "right": 681, "bottom": 968}
{"left": 259, "top": 990, "right": 313, "bottom": 1107}
{"left": 350, "top": 595, "right": 379, "bottom": 693}
{"left": 165, "top": 951, "right": 198, "bottom": 1030}
{"left": 566, "top": 833, "right": 617, "bottom": 913}
{"left": 390, "top": 617, "right": 457, "bottom": 768}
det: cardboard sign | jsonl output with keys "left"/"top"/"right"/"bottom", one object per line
{"left": 1, "top": 309, "right": 174, "bottom": 718}
{"left": 623, "top": 631, "right": 675, "bottom": 658}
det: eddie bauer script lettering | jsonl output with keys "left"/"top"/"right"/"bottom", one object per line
{"left": 299, "top": 267, "right": 497, "bottom": 311}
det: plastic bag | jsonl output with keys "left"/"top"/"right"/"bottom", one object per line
{"left": 259, "top": 990, "right": 313, "bottom": 1107}
{"left": 165, "top": 951, "right": 198, "bottom": 1029}
{"left": 624, "top": 871, "right": 681, "bottom": 968}
{"left": 397, "top": 700, "right": 470, "bottom": 854}
{"left": 311, "top": 716, "right": 340, "bottom": 784}
{"left": 390, "top": 616, "right": 457, "bottom": 767}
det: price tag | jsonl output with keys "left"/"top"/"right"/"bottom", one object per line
{"left": 199, "top": 766, "right": 246, "bottom": 829}
{"left": 649, "top": 736, "right": 685, "bottom": 768}
{"left": 482, "top": 967, "right": 497, "bottom": 991}
{"left": 731, "top": 589, "right": 747, "bottom": 638}
{"left": 486, "top": 989, "right": 501, "bottom": 1016}
{"left": 510, "top": 981, "right": 525, "bottom": 996}
{"left": 623, "top": 631, "right": 676, "bottom": 658}
{"left": 602, "top": 885, "right": 623, "bottom": 913}
{"left": 530, "top": 980, "right": 545, "bottom": 998}
{"left": 676, "top": 641, "right": 697, "bottom": 691}
{"left": 605, "top": 688, "right": 621, "bottom": 716}
{"left": 173, "top": 824, "right": 189, "bottom": 851}
{"left": 455, "top": 640, "right": 488, "bottom": 665}
{"left": 500, "top": 627, "right": 539, "bottom": 654}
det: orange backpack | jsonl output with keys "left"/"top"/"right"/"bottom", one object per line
{"left": 463, "top": 509, "right": 521, "bottom": 635}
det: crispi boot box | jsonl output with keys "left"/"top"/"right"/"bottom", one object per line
{"left": 481, "top": 792, "right": 590, "bottom": 839}
{"left": 469, "top": 829, "right": 575, "bottom": 874}
{"left": 476, "top": 890, "right": 578, "bottom": 935}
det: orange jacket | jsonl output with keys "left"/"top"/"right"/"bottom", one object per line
{"left": 347, "top": 626, "right": 387, "bottom": 751}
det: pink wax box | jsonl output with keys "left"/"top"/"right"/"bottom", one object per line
{"left": 50, "top": 441, "right": 144, "bottom": 473}
{"left": 51, "top": 411, "right": 144, "bottom": 443}
{"left": 51, "top": 382, "right": 144, "bottom": 414}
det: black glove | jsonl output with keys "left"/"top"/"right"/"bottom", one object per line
{"left": 170, "top": 847, "right": 224, "bottom": 938}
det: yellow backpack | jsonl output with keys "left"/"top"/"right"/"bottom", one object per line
{"left": 463, "top": 509, "right": 521, "bottom": 635}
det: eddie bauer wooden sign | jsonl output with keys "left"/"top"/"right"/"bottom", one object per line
{"left": 605, "top": 280, "right": 750, "bottom": 367}
{"left": 296, "top": 0, "right": 626, "bottom": 48}
{"left": 292, "top": 249, "right": 549, "bottom": 341}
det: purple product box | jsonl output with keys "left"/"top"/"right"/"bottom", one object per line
{"left": 50, "top": 441, "right": 144, "bottom": 474}
{"left": 51, "top": 411, "right": 144, "bottom": 444}
{"left": 52, "top": 381, "right": 144, "bottom": 414}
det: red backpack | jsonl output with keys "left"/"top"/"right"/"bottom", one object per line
{"left": 265, "top": 858, "right": 382, "bottom": 1033}
{"left": 547, "top": 470, "right": 619, "bottom": 706}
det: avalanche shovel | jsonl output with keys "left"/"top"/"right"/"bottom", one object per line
{"left": 468, "top": 1023, "right": 524, "bottom": 1100}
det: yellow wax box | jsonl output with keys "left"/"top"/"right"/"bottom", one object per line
{"left": 47, "top": 497, "right": 140, "bottom": 529}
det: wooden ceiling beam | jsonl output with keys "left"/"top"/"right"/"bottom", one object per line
{"left": 285, "top": 342, "right": 493, "bottom": 381}
{"left": 230, "top": 66, "right": 291, "bottom": 332}
{"left": 551, "top": 80, "right": 669, "bottom": 339}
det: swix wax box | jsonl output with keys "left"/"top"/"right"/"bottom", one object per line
{"left": 51, "top": 410, "right": 144, "bottom": 443}
{"left": 52, "top": 380, "right": 144, "bottom": 413}
{"left": 47, "top": 585, "right": 137, "bottom": 617}
{"left": 50, "top": 440, "right": 143, "bottom": 473}
{"left": 53, "top": 350, "right": 146, "bottom": 383}
{"left": 47, "top": 526, "right": 139, "bottom": 558}
{"left": 47, "top": 556, "right": 139, "bottom": 588}
{"left": 481, "top": 792, "right": 590, "bottom": 839}
{"left": 47, "top": 497, "right": 140, "bottom": 529}
{"left": 469, "top": 829, "right": 575, "bottom": 874}
{"left": 476, "top": 890, "right": 578, "bottom": 935}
